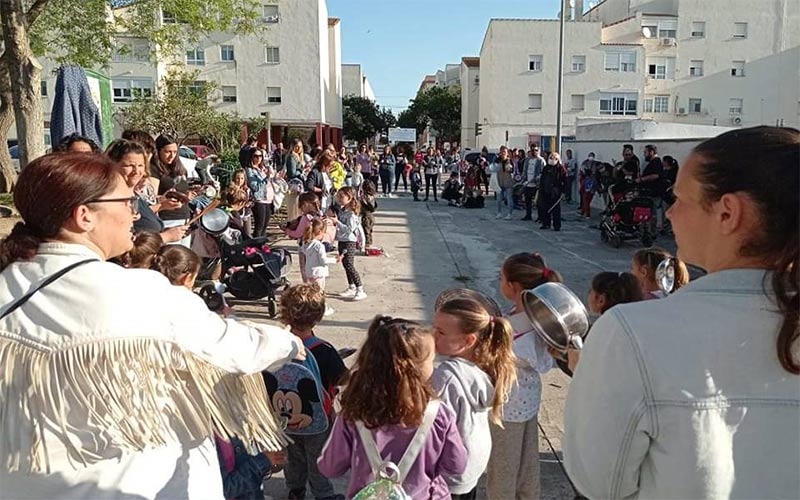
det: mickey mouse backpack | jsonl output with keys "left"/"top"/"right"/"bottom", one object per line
{"left": 262, "top": 338, "right": 331, "bottom": 435}
{"left": 352, "top": 400, "right": 440, "bottom": 500}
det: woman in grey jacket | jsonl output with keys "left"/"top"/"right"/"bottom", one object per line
{"left": 564, "top": 126, "right": 800, "bottom": 500}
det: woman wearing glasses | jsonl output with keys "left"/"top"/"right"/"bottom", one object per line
{"left": 105, "top": 139, "right": 188, "bottom": 244}
{"left": 0, "top": 152, "right": 303, "bottom": 499}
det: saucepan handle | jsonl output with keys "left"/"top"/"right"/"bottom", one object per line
{"left": 569, "top": 335, "right": 584, "bottom": 351}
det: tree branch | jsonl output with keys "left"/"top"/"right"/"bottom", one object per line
{"left": 26, "top": 0, "right": 50, "bottom": 27}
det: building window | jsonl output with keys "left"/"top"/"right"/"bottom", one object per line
{"left": 189, "top": 80, "right": 207, "bottom": 95}
{"left": 729, "top": 98, "right": 743, "bottom": 115}
{"left": 40, "top": 80, "right": 48, "bottom": 97}
{"left": 222, "top": 86, "right": 237, "bottom": 103}
{"left": 112, "top": 79, "right": 154, "bottom": 103}
{"left": 262, "top": 5, "right": 279, "bottom": 23}
{"left": 265, "top": 46, "right": 280, "bottom": 64}
{"left": 528, "top": 55, "right": 543, "bottom": 72}
{"left": 654, "top": 95, "right": 669, "bottom": 113}
{"left": 571, "top": 94, "right": 585, "bottom": 111}
{"left": 657, "top": 20, "right": 677, "bottom": 38}
{"left": 689, "top": 98, "right": 702, "bottom": 114}
{"left": 604, "top": 51, "right": 636, "bottom": 72}
{"left": 731, "top": 60, "right": 745, "bottom": 77}
{"left": 648, "top": 62, "right": 667, "bottom": 79}
{"left": 600, "top": 93, "right": 637, "bottom": 116}
{"left": 641, "top": 23, "right": 658, "bottom": 38}
{"left": 689, "top": 60, "right": 704, "bottom": 77}
{"left": 571, "top": 55, "right": 585, "bottom": 72}
{"left": 733, "top": 22, "right": 748, "bottom": 38}
{"left": 527, "top": 93, "right": 542, "bottom": 110}
{"left": 691, "top": 21, "right": 706, "bottom": 38}
{"left": 186, "top": 48, "right": 205, "bottom": 66}
{"left": 267, "top": 86, "right": 282, "bottom": 104}
{"left": 112, "top": 40, "right": 151, "bottom": 63}
{"left": 221, "top": 45, "right": 235, "bottom": 61}
{"left": 162, "top": 10, "right": 177, "bottom": 23}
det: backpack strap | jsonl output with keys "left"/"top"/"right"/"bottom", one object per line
{"left": 0, "top": 259, "right": 97, "bottom": 320}
{"left": 396, "top": 400, "right": 440, "bottom": 483}
{"left": 355, "top": 420, "right": 385, "bottom": 476}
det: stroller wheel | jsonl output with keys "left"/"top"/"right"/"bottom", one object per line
{"left": 600, "top": 229, "right": 609, "bottom": 243}
{"left": 611, "top": 234, "right": 622, "bottom": 248}
{"left": 641, "top": 233, "right": 654, "bottom": 247}
{"left": 268, "top": 299, "right": 278, "bottom": 318}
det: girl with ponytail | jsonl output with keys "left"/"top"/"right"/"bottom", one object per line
{"left": 485, "top": 252, "right": 560, "bottom": 500}
{"left": 431, "top": 297, "right": 517, "bottom": 499}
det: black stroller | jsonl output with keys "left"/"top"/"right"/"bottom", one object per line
{"left": 600, "top": 183, "right": 655, "bottom": 248}
{"left": 196, "top": 209, "right": 292, "bottom": 317}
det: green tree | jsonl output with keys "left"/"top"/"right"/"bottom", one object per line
{"left": 0, "top": 0, "right": 267, "bottom": 192}
{"left": 342, "top": 95, "right": 379, "bottom": 144}
{"left": 401, "top": 85, "right": 461, "bottom": 144}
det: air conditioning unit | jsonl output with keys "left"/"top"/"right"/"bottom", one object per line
{"left": 677, "top": 107, "right": 687, "bottom": 115}
{"left": 262, "top": 14, "right": 279, "bottom": 23}
{"left": 474, "top": 75, "right": 480, "bottom": 85}
{"left": 660, "top": 37, "right": 676, "bottom": 46}
{"left": 732, "top": 116, "right": 742, "bottom": 125}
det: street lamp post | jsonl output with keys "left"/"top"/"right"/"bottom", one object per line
{"left": 555, "top": 0, "right": 567, "bottom": 154}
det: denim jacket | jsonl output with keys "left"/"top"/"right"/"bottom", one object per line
{"left": 564, "top": 269, "right": 800, "bottom": 500}
{"left": 246, "top": 167, "right": 274, "bottom": 203}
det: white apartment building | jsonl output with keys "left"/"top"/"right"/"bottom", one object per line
{"left": 588, "top": 0, "right": 800, "bottom": 129}
{"left": 460, "top": 57, "right": 480, "bottom": 150}
{"left": 478, "top": 18, "right": 643, "bottom": 149}
{"left": 342, "top": 63, "right": 375, "bottom": 101}
{"left": 37, "top": 0, "right": 344, "bottom": 149}
{"left": 472, "top": 0, "right": 799, "bottom": 150}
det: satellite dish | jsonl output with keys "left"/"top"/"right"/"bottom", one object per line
{"left": 642, "top": 27, "right": 653, "bottom": 38}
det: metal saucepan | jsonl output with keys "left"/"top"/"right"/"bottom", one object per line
{"left": 434, "top": 288, "right": 503, "bottom": 318}
{"left": 199, "top": 208, "right": 230, "bottom": 236}
{"left": 656, "top": 257, "right": 676, "bottom": 294}
{"left": 521, "top": 282, "right": 590, "bottom": 353}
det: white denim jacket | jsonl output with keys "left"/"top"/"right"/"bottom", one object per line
{"left": 564, "top": 269, "right": 800, "bottom": 499}
{"left": 0, "top": 243, "right": 301, "bottom": 500}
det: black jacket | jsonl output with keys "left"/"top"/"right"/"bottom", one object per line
{"left": 304, "top": 168, "right": 325, "bottom": 198}
{"left": 539, "top": 163, "right": 567, "bottom": 199}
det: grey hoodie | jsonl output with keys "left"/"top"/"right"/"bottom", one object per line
{"left": 431, "top": 357, "right": 494, "bottom": 495}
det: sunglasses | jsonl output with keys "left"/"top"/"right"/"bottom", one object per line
{"left": 85, "top": 196, "right": 139, "bottom": 215}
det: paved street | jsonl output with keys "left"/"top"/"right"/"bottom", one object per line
{"left": 234, "top": 193, "right": 676, "bottom": 500}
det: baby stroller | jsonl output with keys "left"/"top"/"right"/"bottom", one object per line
{"left": 600, "top": 183, "right": 655, "bottom": 248}
{"left": 196, "top": 209, "right": 292, "bottom": 318}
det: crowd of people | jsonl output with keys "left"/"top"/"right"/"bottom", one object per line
{"left": 0, "top": 125, "right": 797, "bottom": 500}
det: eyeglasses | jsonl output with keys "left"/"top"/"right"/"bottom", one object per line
{"left": 85, "top": 196, "right": 139, "bottom": 215}
{"left": 253, "top": 154, "right": 263, "bottom": 158}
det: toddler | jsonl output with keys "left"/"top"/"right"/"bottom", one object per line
{"left": 301, "top": 218, "right": 338, "bottom": 316}
{"left": 330, "top": 187, "right": 366, "bottom": 301}
{"left": 358, "top": 180, "right": 378, "bottom": 249}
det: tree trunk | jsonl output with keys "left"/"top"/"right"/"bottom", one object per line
{"left": 0, "top": 0, "right": 45, "bottom": 170}
{"left": 0, "top": 52, "right": 17, "bottom": 192}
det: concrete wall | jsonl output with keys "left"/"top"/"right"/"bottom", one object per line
{"left": 342, "top": 64, "right": 362, "bottom": 98}
{"left": 460, "top": 62, "right": 480, "bottom": 150}
{"left": 478, "top": 19, "right": 643, "bottom": 149}
{"left": 326, "top": 19, "right": 343, "bottom": 127}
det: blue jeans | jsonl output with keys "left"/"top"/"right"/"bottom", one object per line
{"left": 496, "top": 186, "right": 514, "bottom": 216}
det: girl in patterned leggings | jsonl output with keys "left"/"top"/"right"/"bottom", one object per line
{"left": 330, "top": 187, "right": 367, "bottom": 301}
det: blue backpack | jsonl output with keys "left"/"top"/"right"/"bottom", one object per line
{"left": 262, "top": 338, "right": 330, "bottom": 436}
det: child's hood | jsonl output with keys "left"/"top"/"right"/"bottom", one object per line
{"left": 434, "top": 357, "right": 494, "bottom": 412}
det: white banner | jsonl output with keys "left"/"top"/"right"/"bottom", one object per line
{"left": 388, "top": 127, "right": 416, "bottom": 143}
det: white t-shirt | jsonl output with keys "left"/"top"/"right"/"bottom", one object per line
{"left": 502, "top": 311, "right": 555, "bottom": 422}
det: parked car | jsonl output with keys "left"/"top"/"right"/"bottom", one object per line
{"left": 179, "top": 145, "right": 197, "bottom": 160}
{"left": 464, "top": 151, "right": 498, "bottom": 167}
{"left": 9, "top": 145, "right": 19, "bottom": 172}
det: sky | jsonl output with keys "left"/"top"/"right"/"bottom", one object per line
{"left": 327, "top": 0, "right": 564, "bottom": 115}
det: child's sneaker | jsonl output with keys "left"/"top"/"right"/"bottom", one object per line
{"left": 503, "top": 214, "right": 513, "bottom": 220}
{"left": 324, "top": 305, "right": 335, "bottom": 316}
{"left": 339, "top": 285, "right": 356, "bottom": 298}
{"left": 352, "top": 288, "right": 367, "bottom": 301}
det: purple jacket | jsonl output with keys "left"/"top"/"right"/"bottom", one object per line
{"left": 317, "top": 402, "right": 467, "bottom": 500}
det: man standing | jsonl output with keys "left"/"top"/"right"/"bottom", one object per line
{"left": 239, "top": 135, "right": 258, "bottom": 168}
{"left": 564, "top": 149, "right": 578, "bottom": 203}
{"left": 521, "top": 143, "right": 545, "bottom": 221}
{"left": 272, "top": 142, "right": 287, "bottom": 169}
{"left": 637, "top": 144, "right": 664, "bottom": 234}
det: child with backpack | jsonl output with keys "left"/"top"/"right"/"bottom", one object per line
{"left": 487, "top": 252, "right": 559, "bottom": 500}
{"left": 318, "top": 316, "right": 467, "bottom": 499}
{"left": 358, "top": 180, "right": 378, "bottom": 249}
{"left": 276, "top": 284, "right": 347, "bottom": 500}
{"left": 431, "top": 297, "right": 517, "bottom": 499}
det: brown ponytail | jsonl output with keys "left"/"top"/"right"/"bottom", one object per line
{"left": 633, "top": 247, "right": 689, "bottom": 291}
{"left": 438, "top": 298, "right": 517, "bottom": 425}
{"left": 692, "top": 126, "right": 799, "bottom": 374}
{"left": 0, "top": 152, "right": 120, "bottom": 271}
{"left": 502, "top": 252, "right": 562, "bottom": 290}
